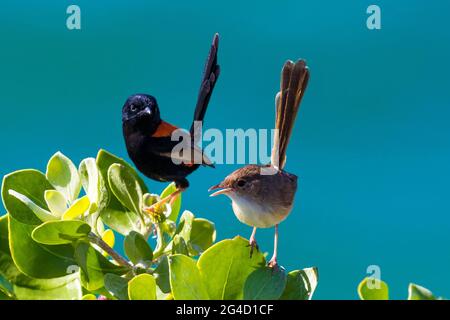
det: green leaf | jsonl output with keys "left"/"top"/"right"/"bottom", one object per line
{"left": 172, "top": 235, "right": 189, "bottom": 255}
{"left": 32, "top": 220, "right": 91, "bottom": 245}
{"left": 8, "top": 216, "right": 76, "bottom": 279}
{"left": 124, "top": 231, "right": 153, "bottom": 266}
{"left": 2, "top": 169, "right": 55, "bottom": 225}
{"left": 357, "top": 277, "right": 389, "bottom": 300}
{"left": 244, "top": 267, "right": 287, "bottom": 300}
{"left": 169, "top": 254, "right": 209, "bottom": 300}
{"left": 1, "top": 214, "right": 83, "bottom": 300}
{"left": 189, "top": 218, "right": 216, "bottom": 255}
{"left": 46, "top": 152, "right": 81, "bottom": 203}
{"left": 408, "top": 283, "right": 439, "bottom": 300}
{"left": 154, "top": 256, "right": 171, "bottom": 294}
{"left": 108, "top": 164, "right": 143, "bottom": 215}
{"left": 8, "top": 190, "right": 57, "bottom": 222}
{"left": 82, "top": 293, "right": 97, "bottom": 300}
{"left": 104, "top": 273, "right": 129, "bottom": 300}
{"left": 79, "top": 158, "right": 101, "bottom": 206}
{"left": 128, "top": 273, "right": 156, "bottom": 300}
{"left": 44, "top": 190, "right": 68, "bottom": 217}
{"left": 62, "top": 195, "right": 90, "bottom": 220}
{"left": 279, "top": 267, "right": 319, "bottom": 300}
{"left": 197, "top": 236, "right": 266, "bottom": 300}
{"left": 1, "top": 215, "right": 22, "bottom": 283}
{"left": 74, "top": 241, "right": 129, "bottom": 291}
{"left": 12, "top": 272, "right": 82, "bottom": 300}
{"left": 97, "top": 150, "right": 148, "bottom": 194}
{"left": 161, "top": 183, "right": 182, "bottom": 222}
{"left": 96, "top": 150, "right": 147, "bottom": 235}
{"left": 176, "top": 210, "right": 194, "bottom": 241}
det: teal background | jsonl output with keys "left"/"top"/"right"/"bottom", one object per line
{"left": 1, "top": 1, "right": 450, "bottom": 299}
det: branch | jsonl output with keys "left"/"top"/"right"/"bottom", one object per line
{"left": 88, "top": 232, "right": 131, "bottom": 268}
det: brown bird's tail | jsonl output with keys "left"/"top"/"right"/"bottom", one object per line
{"left": 271, "top": 59, "right": 309, "bottom": 169}
{"left": 190, "top": 33, "right": 221, "bottom": 139}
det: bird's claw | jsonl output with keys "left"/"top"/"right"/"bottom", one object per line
{"left": 267, "top": 258, "right": 279, "bottom": 270}
{"left": 247, "top": 238, "right": 259, "bottom": 258}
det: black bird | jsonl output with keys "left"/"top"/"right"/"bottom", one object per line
{"left": 122, "top": 34, "right": 220, "bottom": 210}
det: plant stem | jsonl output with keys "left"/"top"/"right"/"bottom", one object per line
{"left": 88, "top": 232, "right": 131, "bottom": 268}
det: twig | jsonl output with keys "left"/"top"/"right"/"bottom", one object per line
{"left": 88, "top": 232, "right": 131, "bottom": 268}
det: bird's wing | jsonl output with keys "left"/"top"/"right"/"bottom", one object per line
{"left": 157, "top": 143, "right": 214, "bottom": 168}
{"left": 150, "top": 119, "right": 214, "bottom": 167}
{"left": 190, "top": 33, "right": 220, "bottom": 139}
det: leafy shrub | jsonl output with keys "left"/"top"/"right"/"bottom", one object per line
{"left": 357, "top": 277, "right": 443, "bottom": 300}
{"left": 0, "top": 150, "right": 318, "bottom": 300}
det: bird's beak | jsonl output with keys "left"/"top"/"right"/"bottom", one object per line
{"left": 208, "top": 183, "right": 232, "bottom": 197}
{"left": 140, "top": 106, "right": 152, "bottom": 116}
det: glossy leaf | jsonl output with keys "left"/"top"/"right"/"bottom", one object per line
{"left": 408, "top": 283, "right": 438, "bottom": 300}
{"left": 75, "top": 241, "right": 129, "bottom": 291}
{"left": 79, "top": 158, "right": 101, "bottom": 206}
{"left": 32, "top": 220, "right": 91, "bottom": 245}
{"left": 96, "top": 150, "right": 146, "bottom": 235}
{"left": 244, "top": 267, "right": 287, "bottom": 300}
{"left": 108, "top": 164, "right": 143, "bottom": 215}
{"left": 2, "top": 169, "right": 54, "bottom": 225}
{"left": 154, "top": 256, "right": 170, "bottom": 294}
{"left": 172, "top": 235, "right": 189, "bottom": 255}
{"left": 197, "top": 236, "right": 265, "bottom": 300}
{"left": 44, "top": 190, "right": 67, "bottom": 217}
{"left": 169, "top": 254, "right": 209, "bottom": 300}
{"left": 124, "top": 231, "right": 153, "bottom": 266}
{"left": 1, "top": 215, "right": 83, "bottom": 300}
{"left": 104, "top": 273, "right": 129, "bottom": 300}
{"left": 279, "top": 267, "right": 319, "bottom": 300}
{"left": 82, "top": 294, "right": 97, "bottom": 300}
{"left": 9, "top": 216, "right": 76, "bottom": 279}
{"left": 46, "top": 152, "right": 81, "bottom": 203}
{"left": 62, "top": 195, "right": 90, "bottom": 220}
{"left": 358, "top": 277, "right": 389, "bottom": 300}
{"left": 128, "top": 273, "right": 156, "bottom": 300}
{"left": 12, "top": 272, "right": 82, "bottom": 300}
{"left": 8, "top": 190, "right": 56, "bottom": 222}
{"left": 189, "top": 218, "right": 216, "bottom": 255}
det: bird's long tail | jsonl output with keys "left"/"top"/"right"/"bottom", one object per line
{"left": 190, "top": 33, "right": 220, "bottom": 139}
{"left": 271, "top": 59, "right": 309, "bottom": 170}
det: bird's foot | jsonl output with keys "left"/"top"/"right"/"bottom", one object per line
{"left": 247, "top": 237, "right": 259, "bottom": 258}
{"left": 267, "top": 257, "right": 279, "bottom": 270}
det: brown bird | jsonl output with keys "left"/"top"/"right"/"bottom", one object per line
{"left": 209, "top": 59, "right": 309, "bottom": 268}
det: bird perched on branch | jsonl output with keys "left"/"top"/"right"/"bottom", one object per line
{"left": 209, "top": 59, "right": 309, "bottom": 268}
{"left": 122, "top": 33, "right": 220, "bottom": 210}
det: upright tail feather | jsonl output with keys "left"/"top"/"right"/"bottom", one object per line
{"left": 271, "top": 59, "right": 309, "bottom": 169}
{"left": 190, "top": 33, "right": 221, "bottom": 138}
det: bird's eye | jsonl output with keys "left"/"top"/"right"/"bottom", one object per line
{"left": 237, "top": 179, "right": 247, "bottom": 188}
{"left": 130, "top": 105, "right": 137, "bottom": 112}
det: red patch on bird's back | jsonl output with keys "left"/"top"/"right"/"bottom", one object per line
{"left": 152, "top": 121, "right": 179, "bottom": 138}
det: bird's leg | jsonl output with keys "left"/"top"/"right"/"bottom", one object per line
{"left": 247, "top": 227, "right": 259, "bottom": 258}
{"left": 144, "top": 188, "right": 185, "bottom": 214}
{"left": 169, "top": 191, "right": 181, "bottom": 207}
{"left": 268, "top": 224, "right": 279, "bottom": 268}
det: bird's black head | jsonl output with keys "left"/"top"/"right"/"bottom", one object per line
{"left": 122, "top": 94, "right": 161, "bottom": 133}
